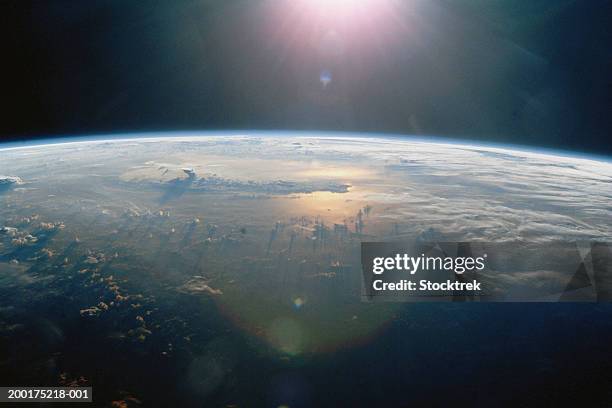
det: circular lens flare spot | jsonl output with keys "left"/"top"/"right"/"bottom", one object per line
{"left": 320, "top": 70, "right": 332, "bottom": 88}
{"left": 293, "top": 296, "right": 306, "bottom": 309}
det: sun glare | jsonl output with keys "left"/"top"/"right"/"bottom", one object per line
{"left": 276, "top": 0, "right": 399, "bottom": 39}
{"left": 262, "top": 0, "right": 406, "bottom": 94}
{"left": 307, "top": 0, "right": 369, "bottom": 13}
{"left": 300, "top": 0, "right": 381, "bottom": 19}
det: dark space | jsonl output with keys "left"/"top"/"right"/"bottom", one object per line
{"left": 2, "top": 0, "right": 611, "bottom": 155}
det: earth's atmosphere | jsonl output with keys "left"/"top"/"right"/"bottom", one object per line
{"left": 1, "top": 134, "right": 612, "bottom": 407}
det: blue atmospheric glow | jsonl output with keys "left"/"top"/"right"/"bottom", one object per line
{"left": 0, "top": 130, "right": 610, "bottom": 164}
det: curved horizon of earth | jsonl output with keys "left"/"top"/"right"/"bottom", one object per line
{"left": 1, "top": 133, "right": 612, "bottom": 407}
{"left": 2, "top": 133, "right": 611, "bottom": 240}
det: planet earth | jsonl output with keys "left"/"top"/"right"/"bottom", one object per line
{"left": 1, "top": 133, "right": 612, "bottom": 407}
